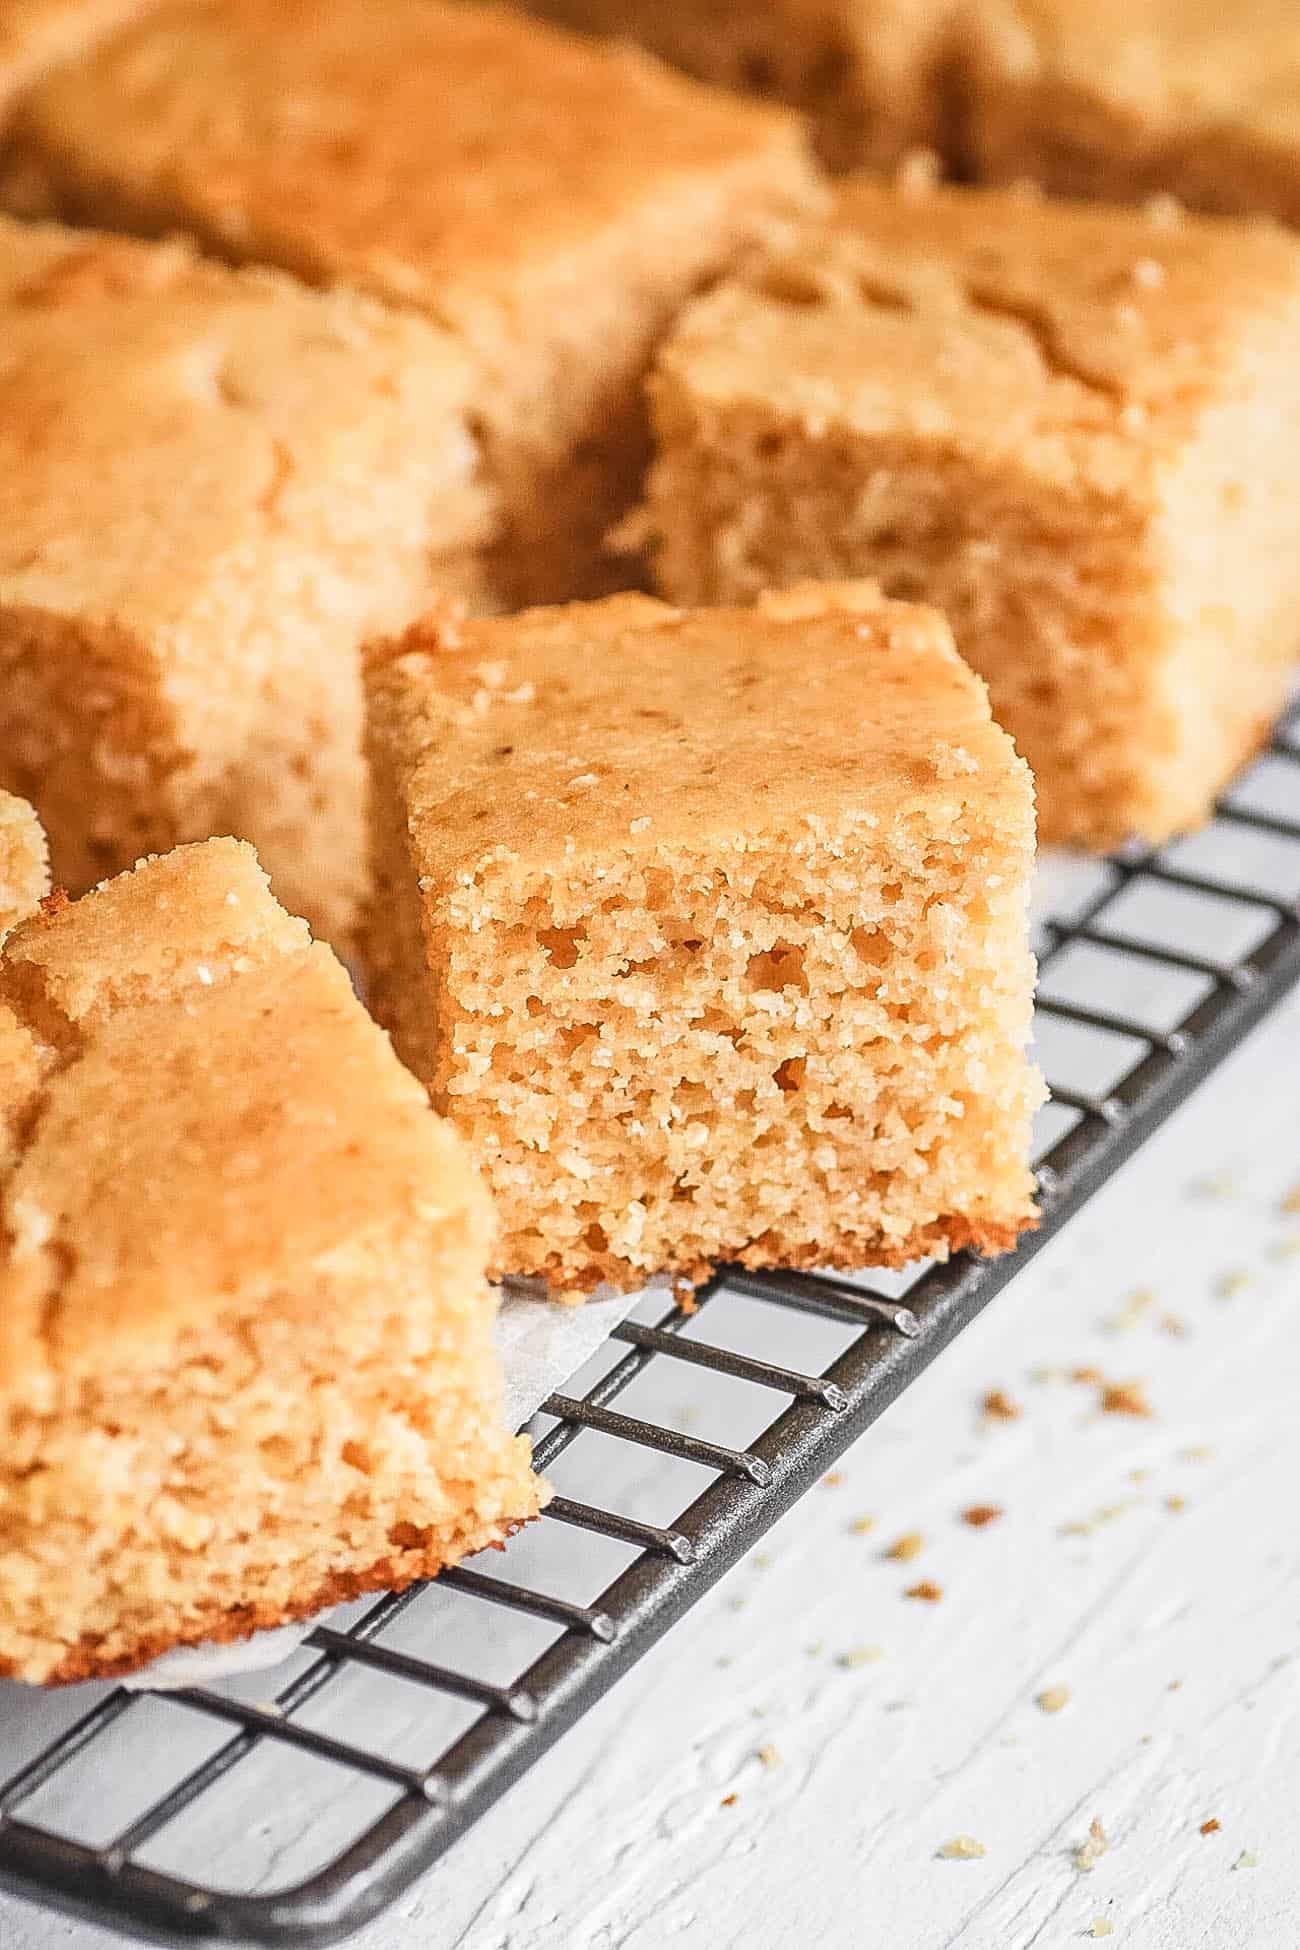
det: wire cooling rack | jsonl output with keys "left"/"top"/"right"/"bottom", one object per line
{"left": 3, "top": 710, "right": 1300, "bottom": 1949}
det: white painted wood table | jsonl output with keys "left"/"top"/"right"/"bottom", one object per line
{"left": 3, "top": 965, "right": 1298, "bottom": 1948}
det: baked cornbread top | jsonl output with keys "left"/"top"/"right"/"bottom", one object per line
{"left": 0, "top": 791, "right": 48, "bottom": 939}
{"left": 0, "top": 840, "right": 491, "bottom": 1393}
{"left": 365, "top": 583, "right": 1028, "bottom": 880}
{"left": 0, "top": 215, "right": 495, "bottom": 636}
{"left": 655, "top": 180, "right": 1300, "bottom": 490}
{"left": 21, "top": 0, "right": 817, "bottom": 317}
{"left": 0, "top": 0, "right": 152, "bottom": 112}
{"left": 971, "top": 1, "right": 1300, "bottom": 149}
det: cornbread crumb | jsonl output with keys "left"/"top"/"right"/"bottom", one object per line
{"left": 851, "top": 1514, "right": 877, "bottom": 1536}
{"left": 757, "top": 1743, "right": 781, "bottom": 1769}
{"left": 822, "top": 1471, "right": 844, "bottom": 1488}
{"left": 1165, "top": 1495, "right": 1186, "bottom": 1514}
{"left": 638, "top": 179, "right": 1300, "bottom": 847}
{"left": 962, "top": 1504, "right": 1002, "bottom": 1527}
{"left": 1214, "top": 1269, "right": 1251, "bottom": 1299}
{"left": 887, "top": 1531, "right": 925, "bottom": 1561}
{"left": 1106, "top": 1287, "right": 1156, "bottom": 1333}
{"left": 10, "top": 0, "right": 822, "bottom": 605}
{"left": 982, "top": 1388, "right": 1021, "bottom": 1421}
{"left": 0, "top": 791, "right": 47, "bottom": 939}
{"left": 937, "top": 1834, "right": 985, "bottom": 1860}
{"left": 365, "top": 584, "right": 1041, "bottom": 1292}
{"left": 905, "top": 1580, "right": 944, "bottom": 1602}
{"left": 838, "top": 1644, "right": 884, "bottom": 1669}
{"left": 0, "top": 214, "right": 493, "bottom": 945}
{"left": 1101, "top": 1380, "right": 1153, "bottom": 1418}
{"left": 1036, "top": 1683, "right": 1071, "bottom": 1714}
{"left": 1072, "top": 1366, "right": 1105, "bottom": 1386}
{"left": 1076, "top": 1817, "right": 1109, "bottom": 1872}
{"left": 1201, "top": 1818, "right": 1221, "bottom": 1836}
{"left": 0, "top": 839, "right": 543, "bottom": 1684}
{"left": 1233, "top": 1850, "right": 1259, "bottom": 1870}
{"left": 1089, "top": 1921, "right": 1115, "bottom": 1940}
{"left": 1281, "top": 1183, "right": 1300, "bottom": 1216}
{"left": 721, "top": 1792, "right": 739, "bottom": 1808}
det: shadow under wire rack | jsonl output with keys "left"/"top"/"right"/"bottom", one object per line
{"left": 3, "top": 708, "right": 1300, "bottom": 1948}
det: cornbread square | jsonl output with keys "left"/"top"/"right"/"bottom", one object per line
{"left": 635, "top": 181, "right": 1300, "bottom": 846}
{"left": 0, "top": 791, "right": 47, "bottom": 939}
{"left": 0, "top": 215, "right": 496, "bottom": 946}
{"left": 364, "top": 584, "right": 1040, "bottom": 1295}
{"left": 964, "top": 1, "right": 1300, "bottom": 228}
{"left": 515, "top": 0, "right": 961, "bottom": 172}
{"left": 6, "top": 0, "right": 822, "bottom": 606}
{"left": 0, "top": 838, "right": 543, "bottom": 1686}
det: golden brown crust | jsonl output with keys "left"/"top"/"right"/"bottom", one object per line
{"left": 4, "top": 1519, "right": 537, "bottom": 1688}
{"left": 497, "top": 1210, "right": 1038, "bottom": 1296}
{"left": 964, "top": 0, "right": 1300, "bottom": 227}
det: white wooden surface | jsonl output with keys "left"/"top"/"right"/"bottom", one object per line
{"left": 3, "top": 973, "right": 1298, "bottom": 1948}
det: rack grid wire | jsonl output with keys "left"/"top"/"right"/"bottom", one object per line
{"left": 3, "top": 709, "right": 1300, "bottom": 1949}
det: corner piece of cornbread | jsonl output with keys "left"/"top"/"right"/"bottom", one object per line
{"left": 0, "top": 839, "right": 544, "bottom": 1686}
{"left": 635, "top": 180, "right": 1300, "bottom": 847}
{"left": 516, "top": 0, "right": 962, "bottom": 173}
{"left": 0, "top": 214, "right": 496, "bottom": 946}
{"left": 364, "top": 583, "right": 1041, "bottom": 1296}
{"left": 964, "top": 1, "right": 1300, "bottom": 228}
{"left": 5, "top": 0, "right": 822, "bottom": 606}
{"left": 0, "top": 791, "right": 48, "bottom": 939}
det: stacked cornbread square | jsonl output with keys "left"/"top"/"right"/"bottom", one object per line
{"left": 965, "top": 1, "right": 1300, "bottom": 228}
{"left": 516, "top": 0, "right": 963, "bottom": 173}
{"left": 0, "top": 214, "right": 495, "bottom": 946}
{"left": 634, "top": 180, "right": 1300, "bottom": 847}
{"left": 364, "top": 583, "right": 1041, "bottom": 1295}
{"left": 0, "top": 838, "right": 543, "bottom": 1685}
{"left": 0, "top": 791, "right": 47, "bottom": 939}
{"left": 6, "top": 0, "right": 823, "bottom": 604}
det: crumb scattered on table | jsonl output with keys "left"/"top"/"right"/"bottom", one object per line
{"left": 1101, "top": 1379, "right": 1153, "bottom": 1418}
{"left": 822, "top": 1470, "right": 844, "bottom": 1488}
{"left": 887, "top": 1530, "right": 925, "bottom": 1561}
{"left": 850, "top": 1513, "right": 876, "bottom": 1536}
{"left": 982, "top": 1388, "right": 1021, "bottom": 1421}
{"left": 838, "top": 1644, "right": 883, "bottom": 1669}
{"left": 905, "top": 1580, "right": 943, "bottom": 1602}
{"left": 1036, "top": 1683, "right": 1071, "bottom": 1714}
{"left": 1233, "top": 1850, "right": 1259, "bottom": 1870}
{"left": 937, "top": 1835, "right": 985, "bottom": 1860}
{"left": 1076, "top": 1817, "right": 1109, "bottom": 1872}
{"left": 1214, "top": 1269, "right": 1251, "bottom": 1300}
{"left": 1071, "top": 1365, "right": 1105, "bottom": 1385}
{"left": 1200, "top": 1817, "right": 1221, "bottom": 1836}
{"left": 757, "top": 1743, "right": 781, "bottom": 1769}
{"left": 962, "top": 1503, "right": 1003, "bottom": 1527}
{"left": 1089, "top": 1920, "right": 1115, "bottom": 1939}
{"left": 1165, "top": 1494, "right": 1186, "bottom": 1513}
{"left": 721, "top": 1793, "right": 738, "bottom": 1808}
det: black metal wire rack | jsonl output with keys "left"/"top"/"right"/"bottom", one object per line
{"left": 3, "top": 711, "right": 1300, "bottom": 1950}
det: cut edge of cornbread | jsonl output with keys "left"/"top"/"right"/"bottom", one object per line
{"left": 364, "top": 584, "right": 1042, "bottom": 1296}
{"left": 631, "top": 180, "right": 1300, "bottom": 847}
{"left": 0, "top": 838, "right": 544, "bottom": 1686}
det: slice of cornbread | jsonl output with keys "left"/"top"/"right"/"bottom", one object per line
{"left": 634, "top": 180, "right": 1300, "bottom": 846}
{"left": 0, "top": 791, "right": 47, "bottom": 939}
{"left": 4, "top": 0, "right": 822, "bottom": 606}
{"left": 515, "top": 0, "right": 962, "bottom": 173}
{"left": 364, "top": 583, "right": 1041, "bottom": 1295}
{"left": 0, "top": 838, "right": 543, "bottom": 1686}
{"left": 964, "top": 0, "right": 1300, "bottom": 228}
{"left": 0, "top": 215, "right": 496, "bottom": 947}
